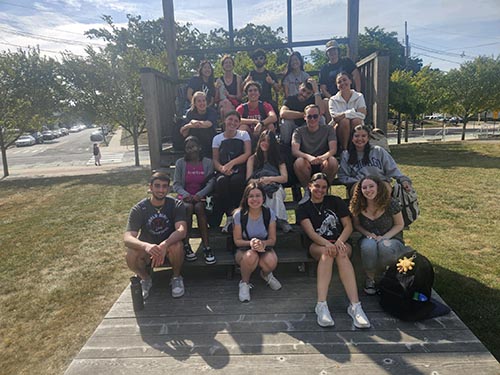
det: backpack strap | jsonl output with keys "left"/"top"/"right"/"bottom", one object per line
{"left": 258, "top": 101, "right": 267, "bottom": 121}
{"left": 242, "top": 103, "right": 249, "bottom": 119}
{"left": 241, "top": 206, "right": 271, "bottom": 240}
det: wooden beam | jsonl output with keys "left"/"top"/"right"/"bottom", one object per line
{"left": 347, "top": 0, "right": 359, "bottom": 61}
{"left": 227, "top": 0, "right": 234, "bottom": 48}
{"left": 162, "top": 0, "right": 179, "bottom": 81}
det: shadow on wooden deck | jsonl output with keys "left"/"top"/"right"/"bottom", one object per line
{"left": 65, "top": 260, "right": 500, "bottom": 374}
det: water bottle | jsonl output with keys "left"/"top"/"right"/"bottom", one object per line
{"left": 130, "top": 276, "right": 144, "bottom": 311}
{"left": 412, "top": 292, "right": 428, "bottom": 302}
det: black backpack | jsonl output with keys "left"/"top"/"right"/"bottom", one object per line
{"left": 242, "top": 101, "right": 268, "bottom": 121}
{"left": 378, "top": 248, "right": 435, "bottom": 321}
{"left": 392, "top": 182, "right": 419, "bottom": 226}
{"left": 227, "top": 207, "right": 271, "bottom": 253}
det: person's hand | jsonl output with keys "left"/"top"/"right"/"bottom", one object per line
{"left": 266, "top": 74, "right": 274, "bottom": 85}
{"left": 325, "top": 242, "right": 337, "bottom": 257}
{"left": 334, "top": 239, "right": 347, "bottom": 255}
{"left": 258, "top": 176, "right": 269, "bottom": 185}
{"left": 250, "top": 238, "right": 265, "bottom": 252}
{"left": 402, "top": 181, "right": 412, "bottom": 192}
{"left": 145, "top": 244, "right": 166, "bottom": 268}
{"left": 308, "top": 78, "right": 319, "bottom": 92}
{"left": 183, "top": 195, "right": 193, "bottom": 203}
{"left": 192, "top": 195, "right": 202, "bottom": 203}
{"left": 220, "top": 163, "right": 234, "bottom": 176}
{"left": 310, "top": 156, "right": 323, "bottom": 165}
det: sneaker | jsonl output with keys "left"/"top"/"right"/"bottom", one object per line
{"left": 221, "top": 216, "right": 233, "bottom": 233}
{"left": 347, "top": 302, "right": 371, "bottom": 329}
{"left": 203, "top": 246, "right": 216, "bottom": 265}
{"left": 261, "top": 271, "right": 282, "bottom": 291}
{"left": 140, "top": 278, "right": 153, "bottom": 300}
{"left": 170, "top": 276, "right": 185, "bottom": 298}
{"left": 278, "top": 219, "right": 293, "bottom": 233}
{"left": 315, "top": 301, "right": 334, "bottom": 327}
{"left": 184, "top": 243, "right": 197, "bottom": 262}
{"left": 238, "top": 280, "right": 252, "bottom": 302}
{"left": 298, "top": 189, "right": 310, "bottom": 205}
{"left": 364, "top": 278, "right": 377, "bottom": 296}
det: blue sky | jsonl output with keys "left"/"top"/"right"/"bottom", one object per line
{"left": 0, "top": 0, "right": 499, "bottom": 72}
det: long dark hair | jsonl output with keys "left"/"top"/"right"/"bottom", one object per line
{"left": 253, "top": 130, "right": 282, "bottom": 171}
{"left": 198, "top": 60, "right": 214, "bottom": 84}
{"left": 349, "top": 176, "right": 391, "bottom": 217}
{"left": 237, "top": 182, "right": 266, "bottom": 214}
{"left": 348, "top": 124, "right": 371, "bottom": 165}
{"left": 283, "top": 51, "right": 305, "bottom": 81}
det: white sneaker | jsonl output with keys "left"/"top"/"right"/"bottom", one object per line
{"left": 298, "top": 189, "right": 310, "bottom": 205}
{"left": 238, "top": 280, "right": 252, "bottom": 302}
{"left": 170, "top": 276, "right": 185, "bottom": 298}
{"left": 261, "top": 271, "right": 282, "bottom": 290}
{"left": 140, "top": 278, "right": 153, "bottom": 300}
{"left": 221, "top": 216, "right": 233, "bottom": 233}
{"left": 315, "top": 301, "right": 334, "bottom": 327}
{"left": 347, "top": 302, "right": 371, "bottom": 328}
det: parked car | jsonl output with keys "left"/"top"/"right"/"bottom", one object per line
{"left": 15, "top": 135, "right": 36, "bottom": 147}
{"left": 69, "top": 125, "right": 80, "bottom": 133}
{"left": 60, "top": 127, "right": 69, "bottom": 135}
{"left": 42, "top": 130, "right": 55, "bottom": 140}
{"left": 90, "top": 131, "right": 104, "bottom": 142}
{"left": 31, "top": 131, "right": 44, "bottom": 144}
{"left": 449, "top": 117, "right": 463, "bottom": 125}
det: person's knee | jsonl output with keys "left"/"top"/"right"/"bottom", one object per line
{"left": 193, "top": 202, "right": 205, "bottom": 215}
{"left": 167, "top": 241, "right": 184, "bottom": 258}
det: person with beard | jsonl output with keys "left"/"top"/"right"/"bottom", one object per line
{"left": 124, "top": 172, "right": 187, "bottom": 300}
{"left": 280, "top": 78, "right": 325, "bottom": 146}
{"left": 243, "top": 49, "right": 280, "bottom": 113}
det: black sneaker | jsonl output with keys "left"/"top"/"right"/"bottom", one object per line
{"left": 203, "top": 246, "right": 216, "bottom": 265}
{"left": 184, "top": 243, "right": 197, "bottom": 261}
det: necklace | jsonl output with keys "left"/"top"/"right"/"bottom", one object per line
{"left": 311, "top": 201, "right": 324, "bottom": 216}
{"left": 150, "top": 199, "right": 163, "bottom": 214}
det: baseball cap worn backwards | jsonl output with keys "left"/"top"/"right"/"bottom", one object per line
{"left": 325, "top": 40, "right": 339, "bottom": 52}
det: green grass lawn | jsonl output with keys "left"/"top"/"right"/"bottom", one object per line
{"left": 0, "top": 141, "right": 499, "bottom": 374}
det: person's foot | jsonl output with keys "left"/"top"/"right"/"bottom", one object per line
{"left": 238, "top": 280, "right": 252, "bottom": 302}
{"left": 203, "top": 246, "right": 216, "bottom": 265}
{"left": 364, "top": 278, "right": 377, "bottom": 296}
{"left": 170, "top": 276, "right": 185, "bottom": 298}
{"left": 278, "top": 219, "right": 293, "bottom": 233}
{"left": 261, "top": 271, "right": 282, "bottom": 290}
{"left": 315, "top": 301, "right": 334, "bottom": 327}
{"left": 298, "top": 189, "right": 310, "bottom": 205}
{"left": 347, "top": 302, "right": 371, "bottom": 328}
{"left": 221, "top": 216, "right": 233, "bottom": 233}
{"left": 140, "top": 278, "right": 153, "bottom": 300}
{"left": 184, "top": 243, "right": 197, "bottom": 262}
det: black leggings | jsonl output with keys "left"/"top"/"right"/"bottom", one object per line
{"left": 215, "top": 170, "right": 246, "bottom": 216}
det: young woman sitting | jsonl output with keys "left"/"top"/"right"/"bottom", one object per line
{"left": 296, "top": 172, "right": 370, "bottom": 329}
{"left": 349, "top": 176, "right": 406, "bottom": 295}
{"left": 173, "top": 136, "right": 216, "bottom": 264}
{"left": 233, "top": 182, "right": 282, "bottom": 302}
{"left": 246, "top": 130, "right": 292, "bottom": 233}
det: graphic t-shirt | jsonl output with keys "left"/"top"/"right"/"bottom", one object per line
{"left": 296, "top": 195, "right": 350, "bottom": 241}
{"left": 126, "top": 197, "right": 186, "bottom": 244}
{"left": 184, "top": 162, "right": 205, "bottom": 195}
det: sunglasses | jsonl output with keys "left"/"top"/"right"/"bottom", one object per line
{"left": 306, "top": 114, "right": 319, "bottom": 120}
{"left": 253, "top": 56, "right": 265, "bottom": 61}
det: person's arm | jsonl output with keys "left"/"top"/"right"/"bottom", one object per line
{"left": 352, "top": 215, "right": 371, "bottom": 238}
{"left": 246, "top": 155, "right": 255, "bottom": 181}
{"left": 300, "top": 218, "right": 332, "bottom": 247}
{"left": 258, "top": 163, "right": 288, "bottom": 185}
{"left": 263, "top": 219, "right": 277, "bottom": 248}
{"left": 159, "top": 220, "right": 187, "bottom": 251}
{"left": 233, "top": 212, "right": 251, "bottom": 248}
{"left": 212, "top": 147, "right": 224, "bottom": 173}
{"left": 380, "top": 212, "right": 405, "bottom": 240}
{"left": 291, "top": 137, "right": 314, "bottom": 162}
{"left": 124, "top": 230, "right": 166, "bottom": 267}
{"left": 352, "top": 68, "right": 361, "bottom": 92}
{"left": 280, "top": 105, "right": 305, "bottom": 120}
{"left": 235, "top": 75, "right": 243, "bottom": 102}
{"left": 262, "top": 108, "right": 277, "bottom": 128}
{"left": 317, "top": 139, "right": 337, "bottom": 161}
{"left": 172, "top": 159, "right": 190, "bottom": 198}
{"left": 320, "top": 84, "right": 332, "bottom": 99}
{"left": 283, "top": 81, "right": 290, "bottom": 97}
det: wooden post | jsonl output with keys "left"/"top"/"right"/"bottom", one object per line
{"left": 374, "top": 53, "right": 389, "bottom": 133}
{"left": 140, "top": 69, "right": 162, "bottom": 171}
{"left": 227, "top": 0, "right": 234, "bottom": 48}
{"left": 287, "top": 0, "right": 293, "bottom": 48}
{"left": 347, "top": 0, "right": 359, "bottom": 61}
{"left": 162, "top": 0, "right": 179, "bottom": 81}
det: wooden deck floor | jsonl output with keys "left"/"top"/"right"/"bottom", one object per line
{"left": 65, "top": 263, "right": 500, "bottom": 374}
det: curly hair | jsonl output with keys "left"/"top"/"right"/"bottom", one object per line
{"left": 349, "top": 176, "right": 391, "bottom": 217}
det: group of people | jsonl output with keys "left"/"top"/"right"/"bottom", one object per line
{"left": 124, "top": 40, "right": 415, "bottom": 328}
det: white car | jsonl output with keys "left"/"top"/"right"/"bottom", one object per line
{"left": 15, "top": 135, "right": 36, "bottom": 147}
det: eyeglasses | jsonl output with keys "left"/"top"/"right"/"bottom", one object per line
{"left": 306, "top": 114, "right": 319, "bottom": 120}
{"left": 253, "top": 56, "right": 265, "bottom": 61}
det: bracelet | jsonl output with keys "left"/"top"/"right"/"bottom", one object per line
{"left": 314, "top": 92, "right": 321, "bottom": 96}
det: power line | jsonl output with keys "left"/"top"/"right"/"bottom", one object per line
{"left": 0, "top": 40, "right": 86, "bottom": 57}
{"left": 412, "top": 43, "right": 475, "bottom": 59}
{"left": 413, "top": 52, "right": 462, "bottom": 66}
{"left": 0, "top": 26, "right": 103, "bottom": 48}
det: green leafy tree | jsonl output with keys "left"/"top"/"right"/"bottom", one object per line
{"left": 412, "top": 65, "right": 446, "bottom": 116}
{"left": 0, "top": 48, "right": 62, "bottom": 177}
{"left": 444, "top": 56, "right": 500, "bottom": 140}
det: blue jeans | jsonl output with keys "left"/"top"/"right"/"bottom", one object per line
{"left": 359, "top": 237, "right": 406, "bottom": 274}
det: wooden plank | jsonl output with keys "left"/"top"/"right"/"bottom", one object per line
{"left": 65, "top": 353, "right": 500, "bottom": 375}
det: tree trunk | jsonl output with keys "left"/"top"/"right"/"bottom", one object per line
{"left": 404, "top": 118, "right": 409, "bottom": 143}
{"left": 397, "top": 112, "right": 402, "bottom": 144}
{"left": 133, "top": 124, "right": 140, "bottom": 167}
{"left": 0, "top": 130, "right": 9, "bottom": 177}
{"left": 461, "top": 120, "right": 467, "bottom": 141}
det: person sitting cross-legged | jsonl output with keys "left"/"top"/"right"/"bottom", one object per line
{"left": 291, "top": 104, "right": 338, "bottom": 204}
{"left": 233, "top": 182, "right": 282, "bottom": 302}
{"left": 124, "top": 172, "right": 187, "bottom": 300}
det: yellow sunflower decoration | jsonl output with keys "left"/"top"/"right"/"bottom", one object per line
{"left": 397, "top": 256, "right": 415, "bottom": 273}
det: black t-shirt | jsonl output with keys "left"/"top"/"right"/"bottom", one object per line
{"left": 283, "top": 94, "right": 316, "bottom": 126}
{"left": 245, "top": 69, "right": 278, "bottom": 103}
{"left": 296, "top": 195, "right": 350, "bottom": 241}
{"left": 319, "top": 58, "right": 357, "bottom": 95}
{"left": 126, "top": 197, "right": 186, "bottom": 244}
{"left": 187, "top": 76, "right": 215, "bottom": 103}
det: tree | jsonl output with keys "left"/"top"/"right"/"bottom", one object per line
{"left": 0, "top": 48, "right": 62, "bottom": 177}
{"left": 412, "top": 66, "right": 446, "bottom": 116}
{"left": 444, "top": 56, "right": 500, "bottom": 140}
